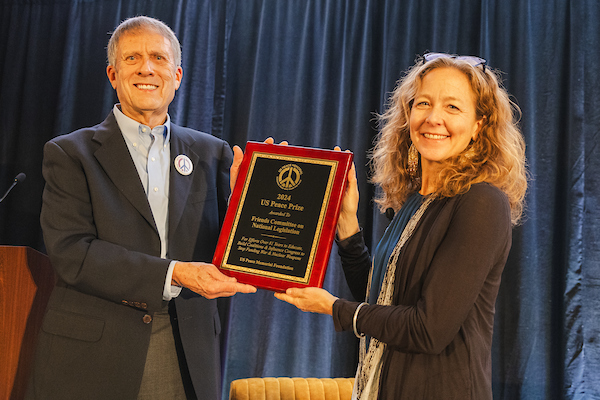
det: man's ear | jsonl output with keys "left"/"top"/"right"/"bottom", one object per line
{"left": 106, "top": 65, "right": 117, "bottom": 89}
{"left": 175, "top": 66, "right": 183, "bottom": 90}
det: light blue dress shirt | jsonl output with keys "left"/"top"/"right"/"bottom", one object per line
{"left": 113, "top": 105, "right": 182, "bottom": 300}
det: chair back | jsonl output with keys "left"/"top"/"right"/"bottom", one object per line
{"left": 229, "top": 377, "right": 355, "bottom": 400}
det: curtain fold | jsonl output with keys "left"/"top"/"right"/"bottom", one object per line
{"left": 1, "top": 1, "right": 599, "bottom": 399}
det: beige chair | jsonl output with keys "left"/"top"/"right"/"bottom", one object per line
{"left": 229, "top": 377, "right": 355, "bottom": 400}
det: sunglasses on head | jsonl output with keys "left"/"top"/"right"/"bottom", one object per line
{"left": 421, "top": 52, "right": 487, "bottom": 72}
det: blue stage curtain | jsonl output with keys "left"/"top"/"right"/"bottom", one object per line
{"left": 1, "top": 1, "right": 599, "bottom": 399}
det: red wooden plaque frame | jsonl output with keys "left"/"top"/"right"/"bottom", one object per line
{"left": 213, "top": 142, "right": 353, "bottom": 292}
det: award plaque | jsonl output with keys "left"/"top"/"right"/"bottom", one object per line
{"left": 213, "top": 142, "right": 354, "bottom": 292}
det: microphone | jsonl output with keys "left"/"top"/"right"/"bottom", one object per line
{"left": 0, "top": 173, "right": 26, "bottom": 203}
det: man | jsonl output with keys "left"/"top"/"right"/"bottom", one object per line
{"left": 27, "top": 16, "right": 255, "bottom": 400}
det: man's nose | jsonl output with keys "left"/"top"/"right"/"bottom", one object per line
{"left": 137, "top": 57, "right": 154, "bottom": 75}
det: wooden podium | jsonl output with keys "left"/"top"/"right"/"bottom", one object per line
{"left": 0, "top": 246, "right": 55, "bottom": 400}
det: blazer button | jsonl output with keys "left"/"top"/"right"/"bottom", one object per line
{"left": 143, "top": 314, "right": 152, "bottom": 324}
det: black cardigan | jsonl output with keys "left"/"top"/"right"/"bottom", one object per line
{"left": 333, "top": 183, "right": 512, "bottom": 400}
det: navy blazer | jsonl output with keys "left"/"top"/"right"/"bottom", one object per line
{"left": 28, "top": 112, "right": 232, "bottom": 400}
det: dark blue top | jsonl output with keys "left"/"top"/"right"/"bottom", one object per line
{"left": 369, "top": 192, "right": 423, "bottom": 305}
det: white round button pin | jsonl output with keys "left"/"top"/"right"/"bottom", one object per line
{"left": 174, "top": 155, "right": 193, "bottom": 176}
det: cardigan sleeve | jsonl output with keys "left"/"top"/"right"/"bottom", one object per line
{"left": 333, "top": 184, "right": 512, "bottom": 354}
{"left": 336, "top": 229, "right": 372, "bottom": 302}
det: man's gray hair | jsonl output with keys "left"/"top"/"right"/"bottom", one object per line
{"left": 107, "top": 16, "right": 182, "bottom": 67}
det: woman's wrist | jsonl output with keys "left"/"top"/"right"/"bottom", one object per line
{"left": 337, "top": 216, "right": 360, "bottom": 241}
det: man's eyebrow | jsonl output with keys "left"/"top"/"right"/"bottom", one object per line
{"left": 121, "top": 51, "right": 141, "bottom": 57}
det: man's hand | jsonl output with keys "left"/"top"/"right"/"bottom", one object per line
{"left": 274, "top": 287, "right": 338, "bottom": 315}
{"left": 230, "top": 145, "right": 244, "bottom": 193}
{"left": 172, "top": 262, "right": 256, "bottom": 299}
{"left": 230, "top": 137, "right": 289, "bottom": 192}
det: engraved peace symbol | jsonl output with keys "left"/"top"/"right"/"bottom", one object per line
{"left": 276, "top": 164, "right": 302, "bottom": 190}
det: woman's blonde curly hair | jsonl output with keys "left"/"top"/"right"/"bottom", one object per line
{"left": 370, "top": 56, "right": 528, "bottom": 225}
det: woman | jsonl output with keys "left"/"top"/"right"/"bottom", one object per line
{"left": 275, "top": 53, "right": 528, "bottom": 399}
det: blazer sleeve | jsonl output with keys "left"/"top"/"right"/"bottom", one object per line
{"left": 333, "top": 184, "right": 512, "bottom": 354}
{"left": 41, "top": 139, "right": 171, "bottom": 312}
{"left": 217, "top": 140, "right": 232, "bottom": 227}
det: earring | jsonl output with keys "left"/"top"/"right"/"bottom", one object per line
{"left": 463, "top": 139, "right": 477, "bottom": 160}
{"left": 408, "top": 143, "right": 419, "bottom": 179}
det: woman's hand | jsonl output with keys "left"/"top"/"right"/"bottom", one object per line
{"left": 230, "top": 137, "right": 289, "bottom": 192}
{"left": 274, "top": 287, "right": 338, "bottom": 315}
{"left": 334, "top": 147, "right": 360, "bottom": 240}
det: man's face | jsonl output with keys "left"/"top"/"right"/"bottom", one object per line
{"left": 106, "top": 29, "right": 182, "bottom": 127}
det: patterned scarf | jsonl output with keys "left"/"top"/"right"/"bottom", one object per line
{"left": 352, "top": 196, "right": 434, "bottom": 400}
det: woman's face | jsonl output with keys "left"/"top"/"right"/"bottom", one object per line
{"left": 409, "top": 67, "right": 483, "bottom": 174}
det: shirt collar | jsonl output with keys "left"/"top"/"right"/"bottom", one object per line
{"left": 113, "top": 104, "right": 171, "bottom": 144}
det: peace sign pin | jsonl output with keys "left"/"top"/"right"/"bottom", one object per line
{"left": 174, "top": 155, "right": 193, "bottom": 176}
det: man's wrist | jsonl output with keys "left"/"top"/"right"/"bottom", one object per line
{"left": 164, "top": 260, "right": 182, "bottom": 300}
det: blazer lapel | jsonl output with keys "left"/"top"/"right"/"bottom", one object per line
{"left": 168, "top": 125, "right": 200, "bottom": 238}
{"left": 93, "top": 113, "right": 157, "bottom": 233}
